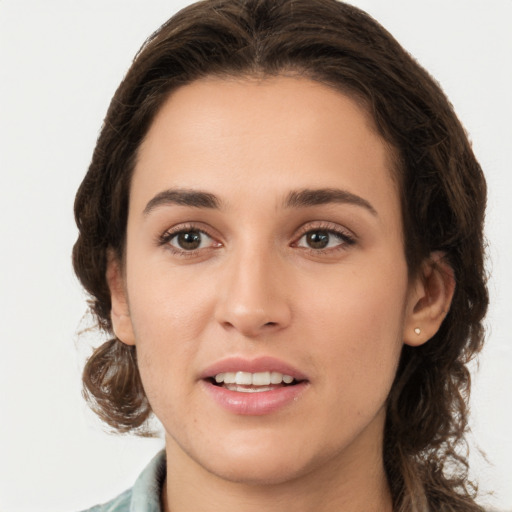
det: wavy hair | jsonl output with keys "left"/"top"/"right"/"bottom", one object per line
{"left": 73, "top": 1, "right": 488, "bottom": 510}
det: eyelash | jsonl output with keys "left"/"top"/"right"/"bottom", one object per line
{"left": 157, "top": 222, "right": 356, "bottom": 257}
{"left": 157, "top": 223, "right": 220, "bottom": 257}
{"left": 292, "top": 222, "right": 356, "bottom": 254}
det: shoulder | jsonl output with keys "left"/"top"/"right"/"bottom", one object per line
{"left": 79, "top": 488, "right": 132, "bottom": 512}
{"left": 78, "top": 450, "right": 166, "bottom": 512}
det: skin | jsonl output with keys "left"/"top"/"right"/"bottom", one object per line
{"left": 108, "top": 76, "right": 454, "bottom": 512}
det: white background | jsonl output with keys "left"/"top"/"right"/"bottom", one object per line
{"left": 0, "top": 1, "right": 511, "bottom": 511}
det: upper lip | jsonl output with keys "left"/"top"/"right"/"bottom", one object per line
{"left": 200, "top": 356, "right": 308, "bottom": 381}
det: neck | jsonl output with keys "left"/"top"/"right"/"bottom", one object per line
{"left": 162, "top": 417, "right": 393, "bottom": 512}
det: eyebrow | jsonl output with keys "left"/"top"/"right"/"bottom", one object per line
{"left": 284, "top": 188, "right": 377, "bottom": 215}
{"left": 142, "top": 186, "right": 377, "bottom": 216}
{"left": 143, "top": 188, "right": 221, "bottom": 215}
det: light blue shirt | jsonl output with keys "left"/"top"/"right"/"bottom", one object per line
{"left": 80, "top": 450, "right": 166, "bottom": 512}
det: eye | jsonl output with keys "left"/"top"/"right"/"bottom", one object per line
{"left": 161, "top": 228, "right": 218, "bottom": 252}
{"left": 295, "top": 228, "right": 355, "bottom": 251}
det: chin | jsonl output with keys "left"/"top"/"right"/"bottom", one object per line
{"left": 187, "top": 431, "right": 332, "bottom": 487}
{"left": 202, "top": 454, "right": 311, "bottom": 486}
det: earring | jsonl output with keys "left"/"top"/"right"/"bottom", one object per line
{"left": 414, "top": 327, "right": 421, "bottom": 335}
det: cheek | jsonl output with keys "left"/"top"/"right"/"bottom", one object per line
{"left": 301, "top": 260, "right": 407, "bottom": 398}
{"left": 125, "top": 265, "right": 216, "bottom": 395}
{"left": 127, "top": 260, "right": 215, "bottom": 339}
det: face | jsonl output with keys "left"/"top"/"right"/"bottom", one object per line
{"left": 111, "top": 76, "right": 421, "bottom": 486}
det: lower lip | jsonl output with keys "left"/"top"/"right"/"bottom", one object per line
{"left": 202, "top": 380, "right": 309, "bottom": 415}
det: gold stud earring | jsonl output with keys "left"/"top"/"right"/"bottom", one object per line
{"left": 414, "top": 327, "right": 421, "bottom": 335}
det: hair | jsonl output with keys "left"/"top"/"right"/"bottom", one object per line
{"left": 73, "top": 1, "right": 488, "bottom": 510}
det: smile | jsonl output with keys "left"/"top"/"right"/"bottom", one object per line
{"left": 201, "top": 357, "right": 309, "bottom": 414}
{"left": 213, "top": 371, "right": 296, "bottom": 392}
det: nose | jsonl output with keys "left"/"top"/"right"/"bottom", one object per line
{"left": 214, "top": 247, "right": 292, "bottom": 337}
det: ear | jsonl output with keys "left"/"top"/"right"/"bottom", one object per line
{"left": 106, "top": 252, "right": 136, "bottom": 346}
{"left": 403, "top": 252, "right": 455, "bottom": 347}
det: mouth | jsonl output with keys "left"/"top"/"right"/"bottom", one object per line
{"left": 207, "top": 371, "right": 303, "bottom": 393}
{"left": 201, "top": 357, "right": 309, "bottom": 414}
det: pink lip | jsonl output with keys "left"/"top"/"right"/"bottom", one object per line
{"left": 200, "top": 356, "right": 310, "bottom": 416}
{"left": 202, "top": 380, "right": 309, "bottom": 415}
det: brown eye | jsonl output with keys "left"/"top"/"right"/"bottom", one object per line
{"left": 306, "top": 231, "right": 330, "bottom": 249}
{"left": 170, "top": 230, "right": 210, "bottom": 251}
{"left": 295, "top": 228, "right": 354, "bottom": 251}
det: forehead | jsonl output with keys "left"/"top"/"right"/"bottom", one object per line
{"left": 141, "top": 75, "right": 383, "bottom": 158}
{"left": 132, "top": 76, "right": 399, "bottom": 220}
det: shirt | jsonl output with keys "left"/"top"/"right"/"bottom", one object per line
{"left": 80, "top": 450, "right": 166, "bottom": 512}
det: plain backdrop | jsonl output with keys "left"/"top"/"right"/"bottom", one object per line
{"left": 1, "top": 1, "right": 511, "bottom": 511}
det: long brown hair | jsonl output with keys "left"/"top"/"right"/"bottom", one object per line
{"left": 73, "top": 1, "right": 488, "bottom": 510}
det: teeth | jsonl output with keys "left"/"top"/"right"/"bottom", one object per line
{"left": 252, "top": 371, "right": 270, "bottom": 385}
{"left": 236, "top": 371, "right": 253, "bottom": 385}
{"left": 270, "top": 371, "right": 283, "bottom": 384}
{"left": 213, "top": 371, "right": 296, "bottom": 386}
{"left": 224, "top": 385, "right": 274, "bottom": 393}
{"left": 223, "top": 372, "right": 236, "bottom": 384}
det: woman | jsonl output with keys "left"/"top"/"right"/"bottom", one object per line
{"left": 73, "top": 0, "right": 488, "bottom": 510}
